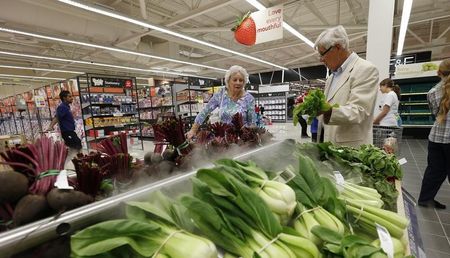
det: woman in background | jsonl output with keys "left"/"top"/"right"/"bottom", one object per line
{"left": 186, "top": 65, "right": 256, "bottom": 140}
{"left": 373, "top": 78, "right": 401, "bottom": 126}
{"left": 418, "top": 58, "right": 450, "bottom": 209}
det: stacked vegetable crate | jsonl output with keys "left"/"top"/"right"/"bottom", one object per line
{"left": 0, "top": 140, "right": 414, "bottom": 258}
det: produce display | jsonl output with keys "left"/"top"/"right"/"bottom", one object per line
{"left": 0, "top": 136, "right": 412, "bottom": 258}
{"left": 293, "top": 89, "right": 337, "bottom": 124}
{"left": 69, "top": 150, "right": 410, "bottom": 258}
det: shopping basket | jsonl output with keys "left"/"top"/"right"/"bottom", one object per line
{"left": 372, "top": 125, "right": 403, "bottom": 154}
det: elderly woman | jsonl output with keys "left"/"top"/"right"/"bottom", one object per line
{"left": 186, "top": 65, "right": 256, "bottom": 140}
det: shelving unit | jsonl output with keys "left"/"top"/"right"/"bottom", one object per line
{"left": 135, "top": 83, "right": 175, "bottom": 140}
{"left": 395, "top": 76, "right": 440, "bottom": 128}
{"left": 78, "top": 74, "right": 143, "bottom": 150}
{"left": 175, "top": 86, "right": 209, "bottom": 129}
{"left": 257, "top": 92, "right": 288, "bottom": 123}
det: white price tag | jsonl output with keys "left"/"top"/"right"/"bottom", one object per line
{"left": 376, "top": 223, "right": 394, "bottom": 258}
{"left": 113, "top": 113, "right": 124, "bottom": 117}
{"left": 54, "top": 170, "right": 74, "bottom": 190}
{"left": 333, "top": 171, "right": 345, "bottom": 192}
{"left": 398, "top": 158, "right": 407, "bottom": 165}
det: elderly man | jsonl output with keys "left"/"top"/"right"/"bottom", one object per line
{"left": 316, "top": 25, "right": 379, "bottom": 147}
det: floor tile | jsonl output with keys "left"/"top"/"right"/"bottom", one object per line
{"left": 437, "top": 210, "right": 450, "bottom": 224}
{"left": 416, "top": 206, "right": 439, "bottom": 221}
{"left": 425, "top": 248, "right": 450, "bottom": 258}
{"left": 422, "top": 233, "right": 450, "bottom": 253}
{"left": 418, "top": 219, "right": 445, "bottom": 236}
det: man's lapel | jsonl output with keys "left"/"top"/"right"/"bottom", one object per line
{"left": 327, "top": 56, "right": 359, "bottom": 102}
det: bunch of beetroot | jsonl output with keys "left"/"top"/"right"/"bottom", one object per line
{"left": 96, "top": 133, "right": 136, "bottom": 183}
{"left": 152, "top": 117, "right": 193, "bottom": 165}
{"left": 0, "top": 136, "right": 92, "bottom": 230}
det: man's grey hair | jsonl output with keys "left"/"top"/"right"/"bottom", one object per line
{"left": 314, "top": 25, "right": 349, "bottom": 50}
{"left": 224, "top": 65, "right": 249, "bottom": 87}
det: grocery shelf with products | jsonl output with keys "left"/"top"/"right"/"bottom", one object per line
{"left": 174, "top": 85, "right": 209, "bottom": 128}
{"left": 77, "top": 74, "right": 143, "bottom": 150}
{"left": 135, "top": 83, "right": 175, "bottom": 139}
{"left": 256, "top": 92, "right": 288, "bottom": 123}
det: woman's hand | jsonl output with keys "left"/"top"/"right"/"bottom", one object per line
{"left": 185, "top": 129, "right": 197, "bottom": 141}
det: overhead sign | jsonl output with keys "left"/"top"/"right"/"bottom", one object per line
{"left": 389, "top": 51, "right": 432, "bottom": 73}
{"left": 394, "top": 61, "right": 441, "bottom": 79}
{"left": 252, "top": 4, "right": 283, "bottom": 44}
{"left": 90, "top": 77, "right": 133, "bottom": 88}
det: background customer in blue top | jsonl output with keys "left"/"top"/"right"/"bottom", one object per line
{"left": 418, "top": 59, "right": 450, "bottom": 209}
{"left": 48, "top": 90, "right": 82, "bottom": 151}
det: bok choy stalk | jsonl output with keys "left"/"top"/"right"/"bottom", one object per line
{"left": 181, "top": 195, "right": 319, "bottom": 258}
{"left": 345, "top": 198, "right": 409, "bottom": 239}
{"left": 70, "top": 219, "right": 216, "bottom": 258}
{"left": 71, "top": 191, "right": 217, "bottom": 258}
{"left": 190, "top": 168, "right": 320, "bottom": 258}
{"left": 215, "top": 159, "right": 296, "bottom": 224}
{"left": 310, "top": 225, "right": 389, "bottom": 258}
{"left": 340, "top": 182, "right": 384, "bottom": 208}
{"left": 285, "top": 154, "right": 346, "bottom": 241}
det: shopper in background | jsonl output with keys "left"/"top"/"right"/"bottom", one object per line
{"left": 186, "top": 65, "right": 256, "bottom": 140}
{"left": 418, "top": 58, "right": 450, "bottom": 209}
{"left": 373, "top": 78, "right": 401, "bottom": 126}
{"left": 295, "top": 93, "right": 309, "bottom": 138}
{"left": 48, "top": 91, "right": 82, "bottom": 152}
{"left": 315, "top": 25, "right": 379, "bottom": 147}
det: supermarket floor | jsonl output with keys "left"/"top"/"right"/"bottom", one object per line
{"left": 130, "top": 122, "right": 450, "bottom": 258}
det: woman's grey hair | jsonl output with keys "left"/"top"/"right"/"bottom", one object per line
{"left": 314, "top": 25, "right": 349, "bottom": 50}
{"left": 224, "top": 65, "right": 249, "bottom": 87}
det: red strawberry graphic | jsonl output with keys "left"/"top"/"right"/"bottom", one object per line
{"left": 232, "top": 11, "right": 256, "bottom": 46}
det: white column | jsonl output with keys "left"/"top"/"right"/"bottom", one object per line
{"left": 366, "top": 0, "right": 395, "bottom": 116}
{"left": 366, "top": 0, "right": 395, "bottom": 81}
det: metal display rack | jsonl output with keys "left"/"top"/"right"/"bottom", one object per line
{"left": 77, "top": 74, "right": 144, "bottom": 150}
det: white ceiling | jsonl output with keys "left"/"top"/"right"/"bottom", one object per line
{"left": 0, "top": 0, "right": 449, "bottom": 96}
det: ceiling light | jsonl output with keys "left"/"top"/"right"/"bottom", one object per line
{"left": 0, "top": 27, "right": 227, "bottom": 72}
{"left": 57, "top": 0, "right": 288, "bottom": 70}
{"left": 397, "top": 0, "right": 413, "bottom": 56}
{"left": 0, "top": 74, "right": 65, "bottom": 81}
{"left": 0, "top": 51, "right": 217, "bottom": 79}
{"left": 0, "top": 65, "right": 83, "bottom": 74}
{"left": 246, "top": 0, "right": 315, "bottom": 48}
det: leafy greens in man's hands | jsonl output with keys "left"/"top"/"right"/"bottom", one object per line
{"left": 293, "top": 89, "right": 338, "bottom": 124}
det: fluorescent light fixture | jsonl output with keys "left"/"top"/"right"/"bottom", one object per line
{"left": 397, "top": 0, "right": 413, "bottom": 56}
{"left": 0, "top": 74, "right": 65, "bottom": 81}
{"left": 246, "top": 0, "right": 315, "bottom": 48}
{"left": 0, "top": 51, "right": 217, "bottom": 79}
{"left": 57, "top": 0, "right": 288, "bottom": 70}
{"left": 0, "top": 65, "right": 83, "bottom": 74}
{"left": 0, "top": 27, "right": 227, "bottom": 72}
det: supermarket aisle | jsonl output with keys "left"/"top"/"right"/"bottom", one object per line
{"left": 401, "top": 139, "right": 450, "bottom": 258}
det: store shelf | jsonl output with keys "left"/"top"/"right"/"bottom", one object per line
{"left": 86, "top": 135, "right": 110, "bottom": 142}
{"left": 401, "top": 124, "right": 433, "bottom": 128}
{"left": 83, "top": 113, "right": 138, "bottom": 119}
{"left": 82, "top": 102, "right": 136, "bottom": 109}
{"left": 85, "top": 123, "right": 139, "bottom": 130}
{"left": 177, "top": 100, "right": 199, "bottom": 105}
{"left": 137, "top": 105, "right": 174, "bottom": 110}
{"left": 400, "top": 92, "right": 428, "bottom": 96}
{"left": 401, "top": 112, "right": 432, "bottom": 116}
{"left": 401, "top": 102, "right": 428, "bottom": 106}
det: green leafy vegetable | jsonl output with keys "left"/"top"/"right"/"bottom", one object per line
{"left": 293, "top": 89, "right": 338, "bottom": 124}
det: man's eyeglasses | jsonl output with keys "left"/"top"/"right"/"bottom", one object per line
{"left": 318, "top": 46, "right": 334, "bottom": 57}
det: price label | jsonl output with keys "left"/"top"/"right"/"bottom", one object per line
{"left": 333, "top": 171, "right": 345, "bottom": 192}
{"left": 113, "top": 113, "right": 124, "bottom": 117}
{"left": 398, "top": 158, "right": 407, "bottom": 165}
{"left": 376, "top": 223, "right": 394, "bottom": 258}
{"left": 54, "top": 170, "right": 74, "bottom": 190}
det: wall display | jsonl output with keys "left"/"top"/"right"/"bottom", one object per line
{"left": 257, "top": 92, "right": 287, "bottom": 122}
{"left": 136, "top": 83, "right": 175, "bottom": 139}
{"left": 79, "top": 74, "right": 143, "bottom": 150}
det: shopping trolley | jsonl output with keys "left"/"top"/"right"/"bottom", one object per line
{"left": 372, "top": 125, "right": 403, "bottom": 155}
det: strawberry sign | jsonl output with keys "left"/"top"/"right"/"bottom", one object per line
{"left": 232, "top": 5, "right": 283, "bottom": 46}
